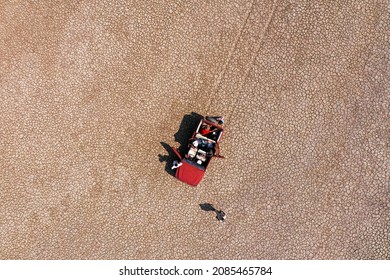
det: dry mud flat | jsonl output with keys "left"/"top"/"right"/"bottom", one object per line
{"left": 0, "top": 0, "right": 388, "bottom": 259}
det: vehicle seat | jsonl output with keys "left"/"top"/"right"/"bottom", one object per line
{"left": 188, "top": 146, "right": 197, "bottom": 159}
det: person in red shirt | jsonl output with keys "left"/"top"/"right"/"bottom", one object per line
{"left": 200, "top": 124, "right": 217, "bottom": 136}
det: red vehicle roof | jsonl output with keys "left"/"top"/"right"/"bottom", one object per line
{"left": 175, "top": 159, "right": 205, "bottom": 187}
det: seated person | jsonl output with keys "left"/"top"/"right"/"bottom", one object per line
{"left": 206, "top": 148, "right": 215, "bottom": 157}
{"left": 196, "top": 149, "right": 206, "bottom": 162}
{"left": 200, "top": 124, "right": 218, "bottom": 137}
{"left": 196, "top": 137, "right": 215, "bottom": 149}
{"left": 186, "top": 139, "right": 199, "bottom": 159}
{"left": 187, "top": 145, "right": 197, "bottom": 159}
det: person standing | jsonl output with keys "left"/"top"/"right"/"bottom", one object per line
{"left": 171, "top": 160, "right": 182, "bottom": 169}
{"left": 216, "top": 210, "right": 226, "bottom": 222}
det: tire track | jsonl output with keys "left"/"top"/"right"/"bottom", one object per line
{"left": 212, "top": 0, "right": 256, "bottom": 96}
{"left": 227, "top": 0, "right": 278, "bottom": 122}
{"left": 202, "top": 0, "right": 278, "bottom": 121}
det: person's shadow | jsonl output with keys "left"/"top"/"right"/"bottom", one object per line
{"left": 158, "top": 142, "right": 177, "bottom": 176}
{"left": 199, "top": 203, "right": 216, "bottom": 212}
{"left": 200, "top": 203, "right": 226, "bottom": 221}
{"left": 159, "top": 112, "right": 203, "bottom": 177}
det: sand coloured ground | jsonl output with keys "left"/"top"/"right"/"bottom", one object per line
{"left": 0, "top": 0, "right": 389, "bottom": 259}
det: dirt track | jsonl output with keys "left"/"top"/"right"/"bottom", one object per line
{"left": 0, "top": 0, "right": 388, "bottom": 259}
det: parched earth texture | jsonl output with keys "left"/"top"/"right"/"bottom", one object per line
{"left": 0, "top": 0, "right": 388, "bottom": 259}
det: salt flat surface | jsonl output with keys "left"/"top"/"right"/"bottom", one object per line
{"left": 0, "top": 0, "right": 388, "bottom": 259}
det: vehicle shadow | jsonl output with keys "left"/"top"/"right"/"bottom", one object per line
{"left": 174, "top": 112, "right": 203, "bottom": 155}
{"left": 159, "top": 112, "right": 203, "bottom": 177}
{"left": 158, "top": 142, "right": 176, "bottom": 177}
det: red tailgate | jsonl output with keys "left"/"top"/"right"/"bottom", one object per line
{"left": 175, "top": 159, "right": 205, "bottom": 187}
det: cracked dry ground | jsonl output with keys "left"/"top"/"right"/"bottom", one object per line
{"left": 0, "top": 0, "right": 388, "bottom": 259}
